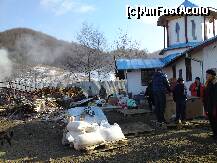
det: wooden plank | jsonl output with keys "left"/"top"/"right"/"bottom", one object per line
{"left": 100, "top": 105, "right": 121, "bottom": 112}
{"left": 117, "top": 109, "right": 151, "bottom": 116}
{"left": 122, "top": 122, "right": 154, "bottom": 136}
{"left": 70, "top": 98, "right": 93, "bottom": 107}
{"left": 82, "top": 139, "right": 128, "bottom": 154}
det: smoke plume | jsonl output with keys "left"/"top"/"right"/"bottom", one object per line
{"left": 0, "top": 49, "right": 12, "bottom": 81}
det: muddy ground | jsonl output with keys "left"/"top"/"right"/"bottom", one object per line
{"left": 0, "top": 110, "right": 217, "bottom": 163}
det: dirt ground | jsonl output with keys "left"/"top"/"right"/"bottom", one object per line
{"left": 0, "top": 110, "right": 217, "bottom": 163}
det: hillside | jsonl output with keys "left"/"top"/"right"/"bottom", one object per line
{"left": 0, "top": 28, "right": 81, "bottom": 66}
{"left": 0, "top": 28, "right": 115, "bottom": 81}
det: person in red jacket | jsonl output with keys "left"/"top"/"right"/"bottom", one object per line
{"left": 189, "top": 77, "right": 204, "bottom": 98}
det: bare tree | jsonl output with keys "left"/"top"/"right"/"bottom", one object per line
{"left": 112, "top": 29, "right": 148, "bottom": 59}
{"left": 76, "top": 22, "right": 107, "bottom": 82}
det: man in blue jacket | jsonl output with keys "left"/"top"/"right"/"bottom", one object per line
{"left": 152, "top": 69, "right": 171, "bottom": 124}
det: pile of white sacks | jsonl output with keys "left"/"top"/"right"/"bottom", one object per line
{"left": 63, "top": 107, "right": 126, "bottom": 150}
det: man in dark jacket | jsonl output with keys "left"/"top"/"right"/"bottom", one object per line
{"left": 99, "top": 85, "right": 107, "bottom": 99}
{"left": 145, "top": 80, "right": 154, "bottom": 111}
{"left": 204, "top": 69, "right": 217, "bottom": 139}
{"left": 152, "top": 69, "right": 171, "bottom": 123}
{"left": 173, "top": 78, "right": 187, "bottom": 123}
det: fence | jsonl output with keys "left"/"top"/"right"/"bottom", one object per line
{"left": 0, "top": 80, "right": 127, "bottom": 95}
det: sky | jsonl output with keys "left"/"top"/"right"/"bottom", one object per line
{"left": 0, "top": 0, "right": 217, "bottom": 53}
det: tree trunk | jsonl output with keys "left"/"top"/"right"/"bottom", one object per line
{"left": 88, "top": 54, "right": 91, "bottom": 82}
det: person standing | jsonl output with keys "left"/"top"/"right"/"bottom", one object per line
{"left": 203, "top": 69, "right": 217, "bottom": 139}
{"left": 189, "top": 77, "right": 204, "bottom": 98}
{"left": 173, "top": 78, "right": 187, "bottom": 123}
{"left": 99, "top": 85, "right": 107, "bottom": 99}
{"left": 169, "top": 77, "right": 177, "bottom": 92}
{"left": 152, "top": 69, "right": 171, "bottom": 124}
{"left": 87, "top": 86, "right": 93, "bottom": 98}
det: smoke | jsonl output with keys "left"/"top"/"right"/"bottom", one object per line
{"left": 14, "top": 34, "right": 77, "bottom": 66}
{"left": 0, "top": 49, "right": 12, "bottom": 81}
{"left": 5, "top": 31, "right": 112, "bottom": 82}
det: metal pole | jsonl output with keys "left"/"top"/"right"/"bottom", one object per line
{"left": 201, "top": 61, "right": 204, "bottom": 84}
{"left": 125, "top": 70, "right": 128, "bottom": 94}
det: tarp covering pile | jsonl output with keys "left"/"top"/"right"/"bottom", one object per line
{"left": 63, "top": 106, "right": 126, "bottom": 150}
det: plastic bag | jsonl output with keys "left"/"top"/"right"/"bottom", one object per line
{"left": 127, "top": 99, "right": 137, "bottom": 107}
{"left": 118, "top": 97, "right": 129, "bottom": 105}
{"left": 68, "top": 107, "right": 108, "bottom": 124}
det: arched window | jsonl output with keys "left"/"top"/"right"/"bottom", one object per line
{"left": 175, "top": 22, "right": 180, "bottom": 42}
{"left": 205, "top": 24, "right": 207, "bottom": 40}
{"left": 191, "top": 20, "right": 197, "bottom": 40}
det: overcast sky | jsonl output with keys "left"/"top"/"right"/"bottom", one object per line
{"left": 0, "top": 0, "right": 216, "bottom": 52}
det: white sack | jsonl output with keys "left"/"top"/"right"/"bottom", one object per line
{"left": 66, "top": 131, "right": 85, "bottom": 143}
{"left": 73, "top": 131, "right": 105, "bottom": 150}
{"left": 99, "top": 123, "right": 125, "bottom": 142}
{"left": 66, "top": 121, "right": 91, "bottom": 132}
{"left": 85, "top": 123, "right": 99, "bottom": 133}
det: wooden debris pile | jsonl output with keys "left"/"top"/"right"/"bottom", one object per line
{"left": 0, "top": 86, "right": 86, "bottom": 120}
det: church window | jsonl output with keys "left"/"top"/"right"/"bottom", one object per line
{"left": 175, "top": 22, "right": 180, "bottom": 42}
{"left": 191, "top": 20, "right": 197, "bottom": 40}
{"left": 205, "top": 24, "right": 207, "bottom": 40}
{"left": 185, "top": 58, "right": 192, "bottom": 81}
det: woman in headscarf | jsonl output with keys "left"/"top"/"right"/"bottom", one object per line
{"left": 203, "top": 69, "right": 217, "bottom": 139}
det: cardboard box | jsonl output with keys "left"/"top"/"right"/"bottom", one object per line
{"left": 186, "top": 97, "right": 203, "bottom": 119}
{"left": 164, "top": 96, "right": 204, "bottom": 121}
{"left": 164, "top": 95, "right": 176, "bottom": 122}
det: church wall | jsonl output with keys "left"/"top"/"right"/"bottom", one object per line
{"left": 168, "top": 17, "right": 185, "bottom": 46}
{"left": 187, "top": 16, "right": 203, "bottom": 42}
{"left": 202, "top": 41, "right": 217, "bottom": 78}
{"left": 126, "top": 70, "right": 146, "bottom": 95}
{"left": 206, "top": 18, "right": 214, "bottom": 39}
{"left": 163, "top": 66, "right": 173, "bottom": 80}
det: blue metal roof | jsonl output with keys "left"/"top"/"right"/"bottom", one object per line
{"left": 116, "top": 52, "right": 183, "bottom": 70}
{"left": 161, "top": 52, "right": 183, "bottom": 65}
{"left": 180, "top": 0, "right": 198, "bottom": 8}
{"left": 116, "top": 58, "right": 164, "bottom": 70}
{"left": 159, "top": 42, "right": 200, "bottom": 55}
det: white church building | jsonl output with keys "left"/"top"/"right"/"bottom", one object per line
{"left": 116, "top": 0, "right": 217, "bottom": 95}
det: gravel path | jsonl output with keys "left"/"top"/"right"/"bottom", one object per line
{"left": 0, "top": 111, "right": 217, "bottom": 162}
